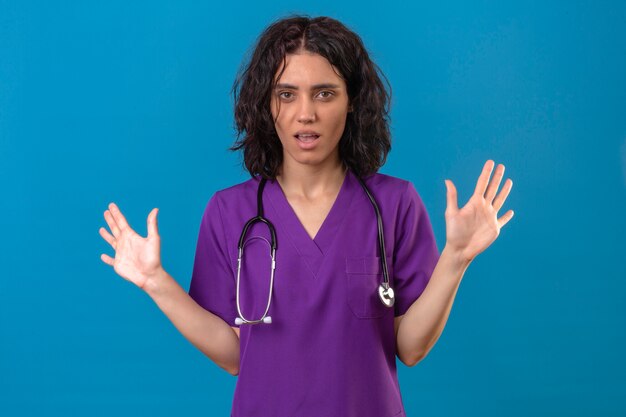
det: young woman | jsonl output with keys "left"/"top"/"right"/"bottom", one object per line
{"left": 99, "top": 15, "right": 514, "bottom": 417}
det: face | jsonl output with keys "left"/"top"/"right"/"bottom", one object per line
{"left": 270, "top": 51, "right": 351, "bottom": 173}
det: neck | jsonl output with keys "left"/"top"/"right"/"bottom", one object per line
{"left": 275, "top": 159, "right": 348, "bottom": 200}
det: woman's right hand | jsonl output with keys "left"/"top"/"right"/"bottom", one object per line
{"left": 99, "top": 203, "right": 163, "bottom": 290}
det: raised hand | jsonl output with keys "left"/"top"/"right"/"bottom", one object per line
{"left": 99, "top": 203, "right": 163, "bottom": 289}
{"left": 443, "top": 160, "right": 515, "bottom": 263}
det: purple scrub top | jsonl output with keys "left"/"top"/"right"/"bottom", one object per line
{"left": 189, "top": 169, "right": 440, "bottom": 417}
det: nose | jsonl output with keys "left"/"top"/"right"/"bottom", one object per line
{"left": 297, "top": 96, "right": 316, "bottom": 124}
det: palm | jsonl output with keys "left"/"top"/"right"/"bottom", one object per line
{"left": 444, "top": 160, "right": 514, "bottom": 263}
{"left": 99, "top": 203, "right": 162, "bottom": 289}
{"left": 112, "top": 228, "right": 161, "bottom": 287}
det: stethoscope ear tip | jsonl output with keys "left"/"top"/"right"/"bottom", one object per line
{"left": 263, "top": 316, "right": 272, "bottom": 324}
{"left": 235, "top": 317, "right": 243, "bottom": 325}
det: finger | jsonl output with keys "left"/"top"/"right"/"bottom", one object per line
{"left": 497, "top": 209, "right": 515, "bottom": 228}
{"left": 104, "top": 210, "right": 121, "bottom": 238}
{"left": 99, "top": 226, "right": 117, "bottom": 249}
{"left": 493, "top": 178, "right": 513, "bottom": 212}
{"left": 445, "top": 179, "right": 459, "bottom": 214}
{"left": 108, "top": 202, "right": 131, "bottom": 231}
{"left": 473, "top": 160, "right": 495, "bottom": 198}
{"left": 101, "top": 253, "right": 115, "bottom": 266}
{"left": 484, "top": 163, "right": 505, "bottom": 204}
{"left": 147, "top": 208, "right": 159, "bottom": 238}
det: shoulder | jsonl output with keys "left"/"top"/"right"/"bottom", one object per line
{"left": 200, "top": 176, "right": 266, "bottom": 228}
{"left": 359, "top": 171, "right": 430, "bottom": 226}
{"left": 360, "top": 171, "right": 415, "bottom": 202}
{"left": 207, "top": 176, "right": 261, "bottom": 208}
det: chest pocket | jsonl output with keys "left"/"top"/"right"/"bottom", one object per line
{"left": 345, "top": 256, "right": 394, "bottom": 319}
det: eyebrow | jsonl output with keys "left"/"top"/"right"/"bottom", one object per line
{"left": 274, "top": 83, "right": 341, "bottom": 90}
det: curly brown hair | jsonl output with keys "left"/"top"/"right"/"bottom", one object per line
{"left": 229, "top": 15, "right": 392, "bottom": 180}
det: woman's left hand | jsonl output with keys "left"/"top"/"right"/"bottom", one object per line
{"left": 444, "top": 159, "right": 515, "bottom": 264}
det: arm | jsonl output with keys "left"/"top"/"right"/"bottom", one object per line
{"left": 144, "top": 268, "right": 241, "bottom": 376}
{"left": 395, "top": 245, "right": 469, "bottom": 366}
{"left": 99, "top": 202, "right": 240, "bottom": 376}
{"left": 396, "top": 160, "right": 514, "bottom": 366}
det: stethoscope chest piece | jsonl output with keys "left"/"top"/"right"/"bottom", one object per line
{"left": 378, "top": 284, "right": 395, "bottom": 307}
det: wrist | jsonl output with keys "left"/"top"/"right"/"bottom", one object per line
{"left": 142, "top": 266, "right": 169, "bottom": 296}
{"left": 441, "top": 244, "right": 473, "bottom": 271}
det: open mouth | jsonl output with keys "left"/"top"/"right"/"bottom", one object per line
{"left": 295, "top": 134, "right": 320, "bottom": 143}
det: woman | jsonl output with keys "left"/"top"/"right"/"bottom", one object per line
{"left": 99, "top": 15, "right": 514, "bottom": 417}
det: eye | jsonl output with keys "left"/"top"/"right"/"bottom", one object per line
{"left": 278, "top": 91, "right": 294, "bottom": 100}
{"left": 317, "top": 91, "right": 334, "bottom": 99}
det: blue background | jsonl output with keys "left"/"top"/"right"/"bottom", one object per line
{"left": 1, "top": 1, "right": 625, "bottom": 416}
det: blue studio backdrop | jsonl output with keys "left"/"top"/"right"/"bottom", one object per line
{"left": 1, "top": 1, "right": 625, "bottom": 416}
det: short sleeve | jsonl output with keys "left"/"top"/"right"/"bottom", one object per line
{"left": 393, "top": 181, "right": 440, "bottom": 317}
{"left": 188, "top": 193, "right": 239, "bottom": 326}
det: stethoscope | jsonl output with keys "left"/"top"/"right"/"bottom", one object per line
{"left": 234, "top": 169, "right": 394, "bottom": 325}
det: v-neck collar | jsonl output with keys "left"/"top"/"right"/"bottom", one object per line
{"left": 265, "top": 168, "right": 357, "bottom": 277}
